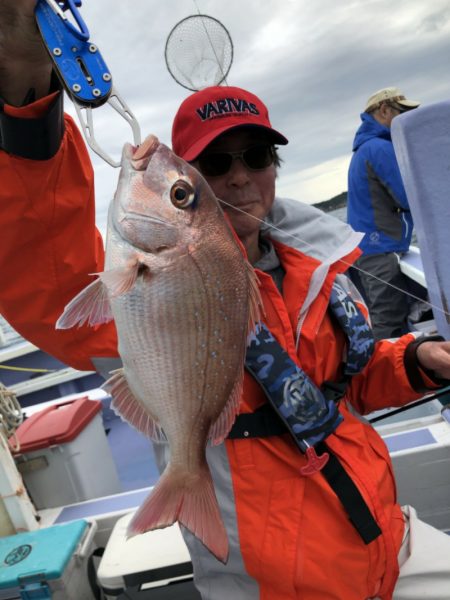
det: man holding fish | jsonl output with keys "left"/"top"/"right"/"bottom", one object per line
{"left": 1, "top": 2, "right": 450, "bottom": 599}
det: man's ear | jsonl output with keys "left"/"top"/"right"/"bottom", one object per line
{"left": 378, "top": 102, "right": 390, "bottom": 118}
{"left": 372, "top": 103, "right": 389, "bottom": 127}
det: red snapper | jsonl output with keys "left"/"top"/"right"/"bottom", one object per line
{"left": 57, "top": 135, "right": 261, "bottom": 562}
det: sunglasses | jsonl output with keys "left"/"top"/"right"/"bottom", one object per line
{"left": 197, "top": 144, "right": 275, "bottom": 177}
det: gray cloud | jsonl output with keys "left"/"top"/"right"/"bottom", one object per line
{"left": 63, "top": 0, "right": 450, "bottom": 229}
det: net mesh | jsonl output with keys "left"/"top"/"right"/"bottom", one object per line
{"left": 165, "top": 15, "right": 233, "bottom": 91}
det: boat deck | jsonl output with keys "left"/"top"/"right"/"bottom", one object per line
{"left": 30, "top": 390, "right": 450, "bottom": 540}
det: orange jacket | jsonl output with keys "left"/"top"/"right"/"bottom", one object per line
{"left": 0, "top": 95, "right": 435, "bottom": 599}
{"left": 0, "top": 97, "right": 118, "bottom": 371}
{"left": 221, "top": 246, "right": 413, "bottom": 599}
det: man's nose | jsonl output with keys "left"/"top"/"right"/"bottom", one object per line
{"left": 227, "top": 157, "right": 250, "bottom": 186}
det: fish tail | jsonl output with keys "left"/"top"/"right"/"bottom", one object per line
{"left": 127, "top": 465, "right": 229, "bottom": 563}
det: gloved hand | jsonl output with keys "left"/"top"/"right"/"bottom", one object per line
{"left": 0, "top": 0, "right": 52, "bottom": 105}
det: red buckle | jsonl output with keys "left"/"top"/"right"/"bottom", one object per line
{"left": 300, "top": 446, "right": 329, "bottom": 476}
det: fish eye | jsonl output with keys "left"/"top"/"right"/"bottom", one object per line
{"left": 170, "top": 180, "right": 196, "bottom": 209}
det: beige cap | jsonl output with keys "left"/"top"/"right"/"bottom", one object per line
{"left": 364, "top": 87, "right": 420, "bottom": 113}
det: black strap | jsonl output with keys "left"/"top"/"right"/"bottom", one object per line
{"left": 228, "top": 404, "right": 287, "bottom": 439}
{"left": 229, "top": 406, "right": 382, "bottom": 544}
{"left": 322, "top": 379, "right": 349, "bottom": 402}
{"left": 316, "top": 442, "right": 382, "bottom": 544}
{"left": 228, "top": 381, "right": 348, "bottom": 439}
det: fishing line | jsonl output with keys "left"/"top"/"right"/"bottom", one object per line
{"left": 169, "top": 5, "right": 445, "bottom": 320}
{"left": 217, "top": 198, "right": 450, "bottom": 320}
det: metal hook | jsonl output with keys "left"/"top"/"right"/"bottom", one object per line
{"left": 36, "top": 0, "right": 142, "bottom": 167}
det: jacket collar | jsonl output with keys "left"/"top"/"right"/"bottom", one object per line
{"left": 352, "top": 112, "right": 391, "bottom": 151}
{"left": 263, "top": 197, "right": 362, "bottom": 318}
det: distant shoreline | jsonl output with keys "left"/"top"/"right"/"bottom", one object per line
{"left": 313, "top": 191, "right": 347, "bottom": 213}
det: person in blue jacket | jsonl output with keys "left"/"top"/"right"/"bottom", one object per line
{"left": 347, "top": 87, "right": 420, "bottom": 340}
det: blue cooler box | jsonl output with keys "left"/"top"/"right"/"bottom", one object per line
{"left": 0, "top": 520, "right": 97, "bottom": 599}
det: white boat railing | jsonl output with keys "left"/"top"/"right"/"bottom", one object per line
{"left": 8, "top": 367, "right": 96, "bottom": 398}
{"left": 399, "top": 245, "right": 426, "bottom": 288}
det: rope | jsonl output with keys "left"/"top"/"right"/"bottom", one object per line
{"left": 0, "top": 364, "right": 56, "bottom": 373}
{"left": 0, "top": 381, "right": 23, "bottom": 452}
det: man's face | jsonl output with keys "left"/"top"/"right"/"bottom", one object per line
{"left": 193, "top": 129, "right": 277, "bottom": 244}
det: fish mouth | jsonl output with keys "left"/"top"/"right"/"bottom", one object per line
{"left": 119, "top": 212, "right": 174, "bottom": 228}
{"left": 114, "top": 211, "right": 178, "bottom": 253}
{"left": 129, "top": 135, "right": 160, "bottom": 171}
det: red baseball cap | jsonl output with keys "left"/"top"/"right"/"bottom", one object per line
{"left": 171, "top": 85, "right": 289, "bottom": 161}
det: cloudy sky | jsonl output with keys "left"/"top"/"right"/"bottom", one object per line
{"left": 62, "top": 0, "right": 450, "bottom": 234}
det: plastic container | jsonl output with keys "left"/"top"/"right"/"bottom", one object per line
{"left": 97, "top": 512, "right": 200, "bottom": 599}
{"left": 13, "top": 398, "right": 122, "bottom": 509}
{"left": 0, "top": 519, "right": 97, "bottom": 599}
{"left": 379, "top": 412, "right": 450, "bottom": 532}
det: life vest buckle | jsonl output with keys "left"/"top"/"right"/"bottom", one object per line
{"left": 300, "top": 445, "right": 329, "bottom": 476}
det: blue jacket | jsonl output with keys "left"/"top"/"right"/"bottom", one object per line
{"left": 347, "top": 112, "right": 413, "bottom": 255}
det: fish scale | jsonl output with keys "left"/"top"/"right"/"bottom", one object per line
{"left": 116, "top": 271, "right": 234, "bottom": 433}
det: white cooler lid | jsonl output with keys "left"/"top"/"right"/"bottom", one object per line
{"left": 97, "top": 511, "right": 192, "bottom": 590}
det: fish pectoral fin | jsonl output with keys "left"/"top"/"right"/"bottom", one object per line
{"left": 208, "top": 371, "right": 243, "bottom": 445}
{"left": 56, "top": 278, "right": 113, "bottom": 329}
{"left": 98, "top": 261, "right": 141, "bottom": 297}
{"left": 127, "top": 465, "right": 229, "bottom": 564}
{"left": 245, "top": 259, "right": 264, "bottom": 335}
{"left": 103, "top": 368, "right": 166, "bottom": 443}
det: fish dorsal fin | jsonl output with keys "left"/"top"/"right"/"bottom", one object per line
{"left": 103, "top": 369, "right": 166, "bottom": 443}
{"left": 56, "top": 278, "right": 113, "bottom": 329}
{"left": 245, "top": 259, "right": 264, "bottom": 335}
{"left": 208, "top": 371, "right": 243, "bottom": 445}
